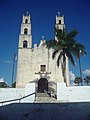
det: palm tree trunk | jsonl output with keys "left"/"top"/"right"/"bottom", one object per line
{"left": 62, "top": 55, "right": 66, "bottom": 84}
{"left": 63, "top": 61, "right": 66, "bottom": 83}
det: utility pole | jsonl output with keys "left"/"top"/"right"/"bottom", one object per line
{"left": 11, "top": 53, "right": 16, "bottom": 87}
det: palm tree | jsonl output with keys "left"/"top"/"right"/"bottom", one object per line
{"left": 74, "top": 76, "right": 81, "bottom": 86}
{"left": 84, "top": 76, "right": 90, "bottom": 85}
{"left": 72, "top": 43, "right": 87, "bottom": 85}
{"left": 0, "top": 82, "right": 9, "bottom": 88}
{"left": 12, "top": 81, "right": 16, "bottom": 88}
{"left": 46, "top": 28, "right": 86, "bottom": 86}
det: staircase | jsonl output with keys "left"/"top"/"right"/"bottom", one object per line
{"left": 35, "top": 93, "right": 57, "bottom": 103}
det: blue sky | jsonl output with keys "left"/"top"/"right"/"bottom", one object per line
{"left": 0, "top": 0, "right": 90, "bottom": 86}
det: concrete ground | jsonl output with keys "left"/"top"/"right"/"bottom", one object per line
{"left": 0, "top": 102, "right": 90, "bottom": 120}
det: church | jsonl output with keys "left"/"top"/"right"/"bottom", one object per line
{"left": 16, "top": 12, "right": 70, "bottom": 93}
{"left": 0, "top": 12, "right": 90, "bottom": 106}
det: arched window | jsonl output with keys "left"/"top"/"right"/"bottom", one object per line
{"left": 24, "top": 28, "right": 28, "bottom": 35}
{"left": 40, "top": 65, "right": 46, "bottom": 72}
{"left": 23, "top": 40, "right": 27, "bottom": 48}
{"left": 25, "top": 19, "right": 28, "bottom": 23}
{"left": 59, "top": 20, "right": 61, "bottom": 24}
{"left": 59, "top": 29, "right": 62, "bottom": 32}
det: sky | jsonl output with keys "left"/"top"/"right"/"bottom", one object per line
{"left": 0, "top": 0, "right": 90, "bottom": 86}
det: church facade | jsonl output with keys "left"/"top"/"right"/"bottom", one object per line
{"left": 1, "top": 13, "right": 90, "bottom": 105}
{"left": 16, "top": 12, "right": 70, "bottom": 93}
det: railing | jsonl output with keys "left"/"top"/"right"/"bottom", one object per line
{"left": 0, "top": 92, "right": 36, "bottom": 106}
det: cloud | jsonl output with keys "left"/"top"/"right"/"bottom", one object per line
{"left": 15, "top": 56, "right": 17, "bottom": 60}
{"left": 0, "top": 78, "right": 4, "bottom": 82}
{"left": 4, "top": 57, "right": 17, "bottom": 64}
{"left": 4, "top": 60, "right": 12, "bottom": 64}
{"left": 83, "top": 69, "right": 90, "bottom": 75}
{"left": 69, "top": 71, "right": 75, "bottom": 81}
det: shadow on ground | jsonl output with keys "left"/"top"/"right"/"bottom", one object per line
{"left": 0, "top": 102, "right": 90, "bottom": 120}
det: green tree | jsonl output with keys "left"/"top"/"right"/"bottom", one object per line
{"left": 12, "top": 81, "right": 16, "bottom": 88}
{"left": 73, "top": 43, "right": 87, "bottom": 86}
{"left": 84, "top": 76, "right": 90, "bottom": 85}
{"left": 0, "top": 82, "right": 9, "bottom": 88}
{"left": 74, "top": 77, "right": 81, "bottom": 86}
{"left": 46, "top": 28, "right": 86, "bottom": 86}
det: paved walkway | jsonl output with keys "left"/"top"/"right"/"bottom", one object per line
{"left": 35, "top": 93, "right": 59, "bottom": 103}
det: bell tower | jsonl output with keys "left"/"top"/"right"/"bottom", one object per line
{"left": 16, "top": 12, "right": 32, "bottom": 88}
{"left": 55, "top": 12, "right": 65, "bottom": 30}
{"left": 55, "top": 12, "right": 65, "bottom": 41}
{"left": 19, "top": 12, "right": 32, "bottom": 49}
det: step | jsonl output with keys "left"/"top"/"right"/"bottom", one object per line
{"left": 36, "top": 93, "right": 50, "bottom": 97}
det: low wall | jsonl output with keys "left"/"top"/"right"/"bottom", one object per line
{"left": 57, "top": 83, "right": 90, "bottom": 102}
{"left": 0, "top": 82, "right": 90, "bottom": 105}
{"left": 0, "top": 83, "right": 35, "bottom": 106}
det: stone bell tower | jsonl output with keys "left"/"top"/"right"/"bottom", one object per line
{"left": 55, "top": 12, "right": 65, "bottom": 41}
{"left": 19, "top": 12, "right": 32, "bottom": 48}
{"left": 16, "top": 12, "right": 32, "bottom": 88}
{"left": 55, "top": 12, "right": 65, "bottom": 30}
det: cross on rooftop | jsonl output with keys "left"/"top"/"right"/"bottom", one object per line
{"left": 57, "top": 12, "right": 60, "bottom": 16}
{"left": 42, "top": 36, "right": 44, "bottom": 40}
{"left": 26, "top": 11, "right": 29, "bottom": 15}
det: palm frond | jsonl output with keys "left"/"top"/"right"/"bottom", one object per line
{"left": 74, "top": 43, "right": 87, "bottom": 58}
{"left": 57, "top": 51, "right": 63, "bottom": 67}
{"left": 55, "top": 28, "right": 63, "bottom": 41}
{"left": 46, "top": 40, "right": 55, "bottom": 49}
{"left": 46, "top": 27, "right": 87, "bottom": 70}
{"left": 66, "top": 51, "right": 75, "bottom": 66}
{"left": 68, "top": 29, "right": 78, "bottom": 38}
{"left": 52, "top": 50, "right": 59, "bottom": 59}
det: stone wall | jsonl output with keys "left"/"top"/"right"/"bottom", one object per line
{"left": 57, "top": 83, "right": 90, "bottom": 102}
{"left": 0, "top": 83, "right": 35, "bottom": 106}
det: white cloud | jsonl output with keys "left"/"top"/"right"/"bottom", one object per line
{"left": 83, "top": 69, "right": 90, "bottom": 75}
{"left": 4, "top": 60, "right": 12, "bottom": 64}
{"left": 69, "top": 71, "right": 75, "bottom": 81}
{"left": 15, "top": 56, "right": 17, "bottom": 60}
{"left": 0, "top": 78, "right": 4, "bottom": 82}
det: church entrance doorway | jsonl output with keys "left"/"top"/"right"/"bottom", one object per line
{"left": 38, "top": 78, "right": 48, "bottom": 93}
